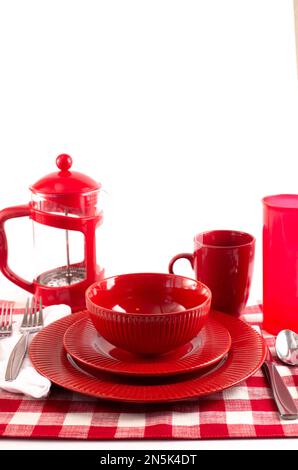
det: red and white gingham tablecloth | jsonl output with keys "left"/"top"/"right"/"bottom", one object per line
{"left": 0, "top": 304, "right": 297, "bottom": 440}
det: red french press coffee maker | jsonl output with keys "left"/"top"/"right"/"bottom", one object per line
{"left": 0, "top": 154, "right": 105, "bottom": 311}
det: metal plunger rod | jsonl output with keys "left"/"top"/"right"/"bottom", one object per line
{"left": 65, "top": 209, "right": 71, "bottom": 285}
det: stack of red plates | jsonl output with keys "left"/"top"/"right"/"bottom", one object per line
{"left": 30, "top": 310, "right": 266, "bottom": 403}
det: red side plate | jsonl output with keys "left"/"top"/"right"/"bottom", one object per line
{"left": 63, "top": 315, "right": 232, "bottom": 377}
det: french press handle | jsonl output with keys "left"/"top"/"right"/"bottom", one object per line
{"left": 0, "top": 205, "right": 34, "bottom": 293}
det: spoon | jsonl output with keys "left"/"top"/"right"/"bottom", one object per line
{"left": 276, "top": 329, "right": 298, "bottom": 366}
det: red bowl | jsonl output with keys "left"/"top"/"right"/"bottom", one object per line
{"left": 85, "top": 273, "right": 212, "bottom": 355}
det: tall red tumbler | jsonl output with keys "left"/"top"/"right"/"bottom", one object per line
{"left": 263, "top": 194, "right": 298, "bottom": 334}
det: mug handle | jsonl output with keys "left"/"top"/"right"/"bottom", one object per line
{"left": 0, "top": 205, "right": 34, "bottom": 293}
{"left": 168, "top": 253, "right": 194, "bottom": 274}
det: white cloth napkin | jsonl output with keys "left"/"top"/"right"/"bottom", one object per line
{"left": 0, "top": 304, "right": 71, "bottom": 398}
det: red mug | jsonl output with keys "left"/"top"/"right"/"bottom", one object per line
{"left": 169, "top": 230, "right": 255, "bottom": 315}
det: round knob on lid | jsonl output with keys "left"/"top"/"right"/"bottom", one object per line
{"left": 30, "top": 154, "right": 101, "bottom": 196}
{"left": 56, "top": 154, "right": 73, "bottom": 172}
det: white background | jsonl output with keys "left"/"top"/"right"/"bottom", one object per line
{"left": 0, "top": 0, "right": 297, "bottom": 450}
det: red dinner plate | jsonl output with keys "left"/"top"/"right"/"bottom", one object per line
{"left": 63, "top": 315, "right": 232, "bottom": 377}
{"left": 29, "top": 310, "right": 267, "bottom": 403}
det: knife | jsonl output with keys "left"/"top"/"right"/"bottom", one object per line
{"left": 255, "top": 326, "right": 298, "bottom": 420}
{"left": 5, "top": 332, "right": 30, "bottom": 381}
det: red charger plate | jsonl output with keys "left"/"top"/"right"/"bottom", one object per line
{"left": 63, "top": 315, "right": 232, "bottom": 377}
{"left": 29, "top": 310, "right": 267, "bottom": 403}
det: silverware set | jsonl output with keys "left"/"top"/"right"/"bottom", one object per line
{"left": 254, "top": 326, "right": 298, "bottom": 420}
{"left": 4, "top": 297, "right": 43, "bottom": 382}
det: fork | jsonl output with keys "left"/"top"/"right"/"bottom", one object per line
{"left": 5, "top": 297, "right": 43, "bottom": 381}
{"left": 0, "top": 303, "right": 13, "bottom": 337}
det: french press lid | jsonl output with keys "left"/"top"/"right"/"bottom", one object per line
{"left": 29, "top": 154, "right": 101, "bottom": 215}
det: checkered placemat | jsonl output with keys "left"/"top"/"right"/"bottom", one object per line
{"left": 0, "top": 304, "right": 298, "bottom": 440}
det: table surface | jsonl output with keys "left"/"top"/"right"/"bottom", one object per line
{"left": 0, "top": 438, "right": 297, "bottom": 450}
{"left": 0, "top": 287, "right": 297, "bottom": 449}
